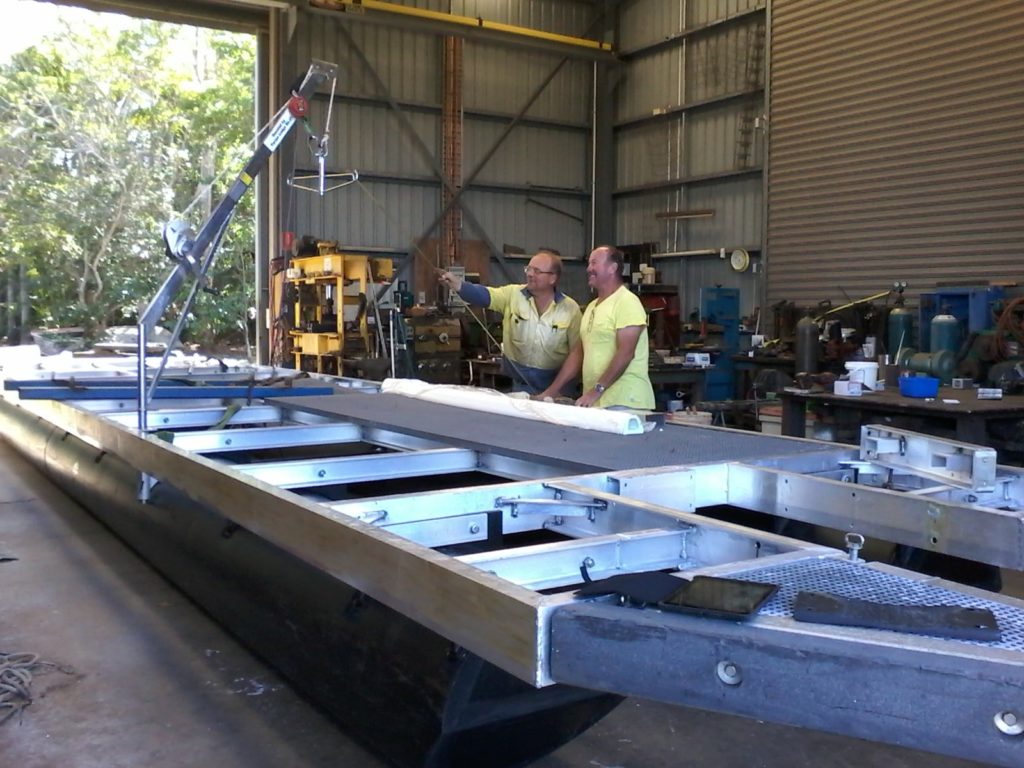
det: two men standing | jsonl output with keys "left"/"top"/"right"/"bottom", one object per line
{"left": 536, "top": 246, "right": 655, "bottom": 410}
{"left": 440, "top": 246, "right": 654, "bottom": 410}
{"left": 439, "top": 250, "right": 581, "bottom": 395}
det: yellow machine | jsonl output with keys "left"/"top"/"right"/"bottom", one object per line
{"left": 287, "top": 244, "right": 392, "bottom": 374}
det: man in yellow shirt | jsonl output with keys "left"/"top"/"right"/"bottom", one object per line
{"left": 438, "top": 250, "right": 582, "bottom": 394}
{"left": 536, "top": 246, "right": 655, "bottom": 409}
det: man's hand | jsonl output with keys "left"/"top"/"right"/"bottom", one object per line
{"left": 438, "top": 271, "right": 463, "bottom": 292}
{"left": 532, "top": 389, "right": 555, "bottom": 401}
{"left": 575, "top": 389, "right": 602, "bottom": 408}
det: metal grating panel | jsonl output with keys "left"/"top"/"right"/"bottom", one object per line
{"left": 730, "top": 557, "right": 1024, "bottom": 651}
{"left": 767, "top": 0, "right": 1024, "bottom": 307}
{"left": 278, "top": 391, "right": 830, "bottom": 472}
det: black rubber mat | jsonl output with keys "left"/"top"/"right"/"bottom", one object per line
{"left": 275, "top": 391, "right": 831, "bottom": 473}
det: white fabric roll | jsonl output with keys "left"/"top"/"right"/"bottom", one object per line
{"left": 380, "top": 378, "right": 645, "bottom": 436}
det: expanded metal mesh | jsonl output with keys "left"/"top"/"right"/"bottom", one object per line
{"left": 729, "top": 557, "right": 1024, "bottom": 651}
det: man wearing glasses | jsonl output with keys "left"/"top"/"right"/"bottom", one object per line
{"left": 536, "top": 246, "right": 655, "bottom": 409}
{"left": 438, "top": 250, "right": 582, "bottom": 394}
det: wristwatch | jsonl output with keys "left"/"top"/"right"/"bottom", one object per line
{"left": 594, "top": 383, "right": 607, "bottom": 394}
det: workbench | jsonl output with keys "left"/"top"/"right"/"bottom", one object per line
{"left": 648, "top": 364, "right": 709, "bottom": 405}
{"left": 780, "top": 385, "right": 1024, "bottom": 444}
{"left": 732, "top": 353, "right": 796, "bottom": 399}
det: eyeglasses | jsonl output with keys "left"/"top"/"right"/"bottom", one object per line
{"left": 524, "top": 266, "right": 555, "bottom": 276}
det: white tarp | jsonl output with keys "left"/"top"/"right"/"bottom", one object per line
{"left": 381, "top": 378, "right": 646, "bottom": 436}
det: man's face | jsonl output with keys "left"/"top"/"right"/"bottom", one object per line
{"left": 587, "top": 248, "right": 614, "bottom": 289}
{"left": 525, "top": 253, "right": 557, "bottom": 293}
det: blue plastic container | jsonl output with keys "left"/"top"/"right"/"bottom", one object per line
{"left": 899, "top": 376, "right": 939, "bottom": 398}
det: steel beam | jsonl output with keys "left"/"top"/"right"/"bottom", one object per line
{"left": 613, "top": 168, "right": 762, "bottom": 199}
{"left": 860, "top": 424, "right": 998, "bottom": 491}
{"left": 549, "top": 572, "right": 1024, "bottom": 768}
{"left": 381, "top": 511, "right": 492, "bottom": 548}
{"left": 15, "top": 384, "right": 334, "bottom": 400}
{"left": 310, "top": 0, "right": 614, "bottom": 60}
{"left": 232, "top": 447, "right": 481, "bottom": 488}
{"left": 311, "top": 169, "right": 586, "bottom": 199}
{"left": 459, "top": 529, "right": 692, "bottom": 590}
{"left": 105, "top": 404, "right": 283, "bottom": 430}
{"left": 618, "top": 6, "right": 764, "bottom": 61}
{"left": 8, "top": 398, "right": 547, "bottom": 684}
{"left": 614, "top": 88, "right": 763, "bottom": 131}
{"left": 170, "top": 423, "right": 363, "bottom": 453}
{"left": 65, "top": 0, "right": 269, "bottom": 32}
{"left": 724, "top": 463, "right": 1024, "bottom": 569}
{"left": 316, "top": 91, "right": 587, "bottom": 132}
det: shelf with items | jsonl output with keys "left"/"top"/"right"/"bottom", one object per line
{"left": 286, "top": 248, "right": 392, "bottom": 375}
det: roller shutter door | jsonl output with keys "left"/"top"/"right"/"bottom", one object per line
{"left": 766, "top": 0, "right": 1024, "bottom": 306}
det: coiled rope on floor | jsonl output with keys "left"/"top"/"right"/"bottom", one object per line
{"left": 0, "top": 651, "right": 74, "bottom": 725}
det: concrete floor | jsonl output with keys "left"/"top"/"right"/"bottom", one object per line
{"left": 0, "top": 441, "right": 992, "bottom": 768}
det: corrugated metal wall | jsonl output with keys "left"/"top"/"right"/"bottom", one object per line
{"left": 613, "top": 0, "right": 766, "bottom": 317}
{"left": 284, "top": 1, "right": 594, "bottom": 291}
{"left": 767, "top": 0, "right": 1024, "bottom": 308}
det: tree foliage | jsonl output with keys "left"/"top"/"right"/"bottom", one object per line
{"left": 0, "top": 17, "right": 256, "bottom": 347}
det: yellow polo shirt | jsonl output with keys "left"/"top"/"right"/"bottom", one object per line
{"left": 581, "top": 285, "right": 655, "bottom": 409}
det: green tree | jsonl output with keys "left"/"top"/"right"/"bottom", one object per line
{"left": 0, "top": 16, "right": 255, "bottom": 348}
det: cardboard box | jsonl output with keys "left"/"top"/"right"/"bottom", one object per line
{"left": 834, "top": 380, "right": 863, "bottom": 396}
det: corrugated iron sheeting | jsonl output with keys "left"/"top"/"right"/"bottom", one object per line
{"left": 453, "top": 0, "right": 597, "bottom": 38}
{"left": 613, "top": 0, "right": 765, "bottom": 283}
{"left": 684, "top": 176, "right": 763, "bottom": 248}
{"left": 287, "top": 5, "right": 593, "bottom": 260}
{"left": 615, "top": 120, "right": 685, "bottom": 190}
{"left": 615, "top": 192, "right": 677, "bottom": 247}
{"left": 767, "top": 0, "right": 1024, "bottom": 307}
{"left": 688, "top": 0, "right": 764, "bottom": 27}
{"left": 294, "top": 178, "right": 437, "bottom": 251}
{"left": 618, "top": 0, "right": 685, "bottom": 51}
{"left": 687, "top": 104, "right": 747, "bottom": 175}
{"left": 612, "top": 179, "right": 762, "bottom": 317}
{"left": 301, "top": 99, "right": 439, "bottom": 178}
{"left": 461, "top": 190, "right": 586, "bottom": 259}
{"left": 685, "top": 23, "right": 761, "bottom": 102}
{"left": 614, "top": 177, "right": 761, "bottom": 255}
{"left": 619, "top": 0, "right": 763, "bottom": 52}
{"left": 462, "top": 45, "right": 590, "bottom": 122}
{"left": 296, "top": 16, "right": 440, "bottom": 103}
{"left": 616, "top": 50, "right": 685, "bottom": 122}
{"left": 465, "top": 121, "right": 587, "bottom": 187}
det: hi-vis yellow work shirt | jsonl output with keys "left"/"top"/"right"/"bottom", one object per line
{"left": 485, "top": 285, "right": 582, "bottom": 371}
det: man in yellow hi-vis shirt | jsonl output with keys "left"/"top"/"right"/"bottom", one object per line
{"left": 536, "top": 245, "right": 655, "bottom": 409}
{"left": 439, "top": 250, "right": 582, "bottom": 394}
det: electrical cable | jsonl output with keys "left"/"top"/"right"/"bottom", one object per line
{"left": 0, "top": 651, "right": 75, "bottom": 726}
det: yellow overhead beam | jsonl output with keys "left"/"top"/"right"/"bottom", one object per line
{"left": 311, "top": 0, "right": 614, "bottom": 54}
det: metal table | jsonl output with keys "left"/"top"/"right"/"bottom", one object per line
{"left": 648, "top": 363, "right": 709, "bottom": 404}
{"left": 781, "top": 385, "right": 1024, "bottom": 444}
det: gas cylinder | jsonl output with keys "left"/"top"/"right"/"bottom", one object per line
{"left": 930, "top": 311, "right": 961, "bottom": 355}
{"left": 795, "top": 315, "right": 819, "bottom": 374}
{"left": 887, "top": 305, "right": 913, "bottom": 356}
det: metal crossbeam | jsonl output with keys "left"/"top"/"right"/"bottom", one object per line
{"left": 232, "top": 447, "right": 481, "bottom": 488}
{"left": 171, "top": 423, "right": 363, "bottom": 453}
{"left": 860, "top": 424, "right": 998, "bottom": 491}
{"left": 106, "top": 405, "right": 282, "bottom": 430}
{"left": 459, "top": 529, "right": 693, "bottom": 590}
{"left": 15, "top": 384, "right": 334, "bottom": 400}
